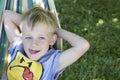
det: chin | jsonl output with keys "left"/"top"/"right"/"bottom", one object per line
{"left": 26, "top": 54, "right": 39, "bottom": 61}
{"left": 30, "top": 57, "right": 39, "bottom": 61}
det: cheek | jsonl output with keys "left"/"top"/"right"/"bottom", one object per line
{"left": 40, "top": 42, "right": 49, "bottom": 49}
{"left": 23, "top": 39, "right": 31, "bottom": 48}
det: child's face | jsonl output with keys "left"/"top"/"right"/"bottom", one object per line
{"left": 22, "top": 22, "right": 56, "bottom": 60}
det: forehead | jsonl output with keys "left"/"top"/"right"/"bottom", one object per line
{"left": 22, "top": 22, "right": 49, "bottom": 31}
{"left": 22, "top": 21, "right": 48, "bottom": 29}
{"left": 22, "top": 22, "right": 51, "bottom": 36}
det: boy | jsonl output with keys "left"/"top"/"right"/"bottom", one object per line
{"left": 2, "top": 7, "right": 89, "bottom": 80}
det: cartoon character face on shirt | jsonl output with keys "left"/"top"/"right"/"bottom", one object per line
{"left": 7, "top": 51, "right": 43, "bottom": 80}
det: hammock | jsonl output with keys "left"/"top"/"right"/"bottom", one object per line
{"left": 0, "top": 0, "right": 62, "bottom": 78}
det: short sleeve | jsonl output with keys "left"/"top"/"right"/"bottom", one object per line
{"left": 39, "top": 49, "right": 65, "bottom": 80}
{"left": 8, "top": 37, "right": 22, "bottom": 55}
{"left": 53, "top": 50, "right": 65, "bottom": 79}
{"left": 8, "top": 37, "right": 24, "bottom": 62}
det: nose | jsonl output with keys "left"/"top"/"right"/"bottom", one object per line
{"left": 32, "top": 39, "right": 40, "bottom": 47}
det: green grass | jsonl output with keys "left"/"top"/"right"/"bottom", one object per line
{"left": 55, "top": 0, "right": 120, "bottom": 80}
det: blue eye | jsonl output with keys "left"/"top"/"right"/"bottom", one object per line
{"left": 39, "top": 37, "right": 45, "bottom": 40}
{"left": 25, "top": 37, "right": 32, "bottom": 39}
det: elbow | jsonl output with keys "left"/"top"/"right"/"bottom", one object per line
{"left": 77, "top": 40, "right": 90, "bottom": 57}
{"left": 3, "top": 10, "right": 8, "bottom": 21}
{"left": 85, "top": 41, "right": 90, "bottom": 51}
{"left": 74, "top": 38, "right": 90, "bottom": 52}
{"left": 78, "top": 40, "right": 90, "bottom": 53}
{"left": 3, "top": 10, "right": 11, "bottom": 20}
{"left": 82, "top": 40, "right": 90, "bottom": 54}
{"left": 3, "top": 10, "right": 8, "bottom": 17}
{"left": 78, "top": 39, "right": 90, "bottom": 50}
{"left": 76, "top": 39, "right": 90, "bottom": 53}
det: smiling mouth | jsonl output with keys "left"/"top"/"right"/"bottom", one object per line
{"left": 29, "top": 49, "right": 40, "bottom": 54}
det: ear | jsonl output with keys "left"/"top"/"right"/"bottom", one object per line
{"left": 49, "top": 34, "right": 57, "bottom": 46}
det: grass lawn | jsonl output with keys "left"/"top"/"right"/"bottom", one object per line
{"left": 55, "top": 0, "right": 120, "bottom": 80}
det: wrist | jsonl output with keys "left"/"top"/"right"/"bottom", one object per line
{"left": 55, "top": 28, "right": 61, "bottom": 37}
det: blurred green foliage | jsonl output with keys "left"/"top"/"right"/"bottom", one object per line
{"left": 55, "top": 0, "right": 120, "bottom": 80}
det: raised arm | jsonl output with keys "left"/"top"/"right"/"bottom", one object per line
{"left": 3, "top": 10, "right": 23, "bottom": 43}
{"left": 56, "top": 28, "right": 90, "bottom": 71}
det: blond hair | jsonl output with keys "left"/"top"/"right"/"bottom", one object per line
{"left": 21, "top": 7, "right": 58, "bottom": 33}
